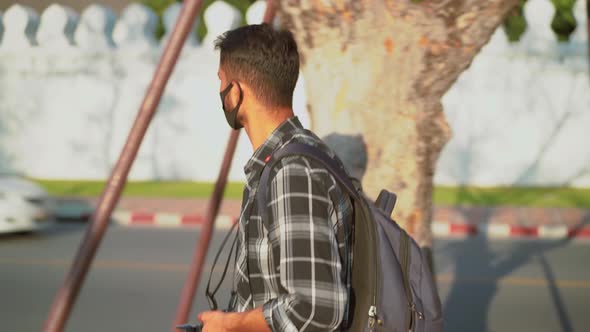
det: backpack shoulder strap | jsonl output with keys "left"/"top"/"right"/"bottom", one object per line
{"left": 255, "top": 142, "right": 365, "bottom": 331}
{"left": 257, "top": 142, "right": 361, "bottom": 214}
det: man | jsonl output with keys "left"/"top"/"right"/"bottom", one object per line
{"left": 198, "top": 24, "right": 353, "bottom": 332}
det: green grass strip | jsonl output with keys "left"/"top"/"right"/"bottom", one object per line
{"left": 33, "top": 180, "right": 590, "bottom": 208}
{"left": 35, "top": 179, "right": 245, "bottom": 199}
{"left": 434, "top": 186, "right": 590, "bottom": 208}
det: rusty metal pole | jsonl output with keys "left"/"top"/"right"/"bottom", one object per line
{"left": 43, "top": 1, "right": 205, "bottom": 332}
{"left": 171, "top": 1, "right": 278, "bottom": 330}
{"left": 262, "top": 0, "right": 279, "bottom": 24}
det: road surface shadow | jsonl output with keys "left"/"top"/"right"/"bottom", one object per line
{"left": 441, "top": 211, "right": 588, "bottom": 332}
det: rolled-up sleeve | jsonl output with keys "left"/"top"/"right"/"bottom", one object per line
{"left": 262, "top": 161, "right": 347, "bottom": 332}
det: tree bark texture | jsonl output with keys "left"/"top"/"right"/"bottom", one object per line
{"left": 278, "top": 0, "right": 520, "bottom": 247}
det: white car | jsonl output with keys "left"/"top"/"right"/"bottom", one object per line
{"left": 0, "top": 174, "right": 55, "bottom": 234}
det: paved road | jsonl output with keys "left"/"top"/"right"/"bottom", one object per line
{"left": 1, "top": 223, "right": 589, "bottom": 332}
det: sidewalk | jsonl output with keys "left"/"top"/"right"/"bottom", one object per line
{"left": 54, "top": 197, "right": 590, "bottom": 240}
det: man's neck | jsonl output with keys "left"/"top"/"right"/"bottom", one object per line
{"left": 244, "top": 108, "right": 294, "bottom": 151}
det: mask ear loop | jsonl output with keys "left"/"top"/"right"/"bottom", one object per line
{"left": 220, "top": 82, "right": 234, "bottom": 99}
{"left": 227, "top": 82, "right": 244, "bottom": 129}
{"left": 234, "top": 82, "right": 244, "bottom": 110}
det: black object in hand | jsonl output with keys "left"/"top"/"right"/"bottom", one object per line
{"left": 176, "top": 323, "right": 203, "bottom": 332}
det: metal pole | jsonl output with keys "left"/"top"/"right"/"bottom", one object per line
{"left": 43, "top": 1, "right": 205, "bottom": 331}
{"left": 171, "top": 1, "right": 278, "bottom": 330}
{"left": 263, "top": 0, "right": 278, "bottom": 23}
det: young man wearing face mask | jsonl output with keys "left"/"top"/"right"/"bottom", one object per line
{"left": 197, "top": 24, "right": 353, "bottom": 332}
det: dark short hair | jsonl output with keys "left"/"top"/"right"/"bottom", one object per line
{"left": 214, "top": 24, "right": 299, "bottom": 108}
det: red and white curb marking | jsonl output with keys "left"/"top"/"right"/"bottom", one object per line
{"left": 112, "top": 211, "right": 237, "bottom": 229}
{"left": 431, "top": 221, "right": 590, "bottom": 239}
{"left": 432, "top": 222, "right": 479, "bottom": 237}
{"left": 112, "top": 211, "right": 590, "bottom": 239}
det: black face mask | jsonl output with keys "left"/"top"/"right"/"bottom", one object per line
{"left": 219, "top": 82, "right": 244, "bottom": 130}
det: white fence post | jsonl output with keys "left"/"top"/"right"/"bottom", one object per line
{"left": 522, "top": 0, "right": 558, "bottom": 55}
{"left": 0, "top": 4, "right": 39, "bottom": 50}
{"left": 246, "top": 0, "right": 281, "bottom": 27}
{"left": 37, "top": 4, "right": 79, "bottom": 48}
{"left": 74, "top": 4, "right": 116, "bottom": 51}
{"left": 246, "top": 0, "right": 265, "bottom": 25}
{"left": 202, "top": 1, "right": 241, "bottom": 49}
{"left": 113, "top": 3, "right": 158, "bottom": 51}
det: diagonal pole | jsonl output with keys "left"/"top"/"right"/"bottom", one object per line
{"left": 170, "top": 1, "right": 278, "bottom": 330}
{"left": 42, "top": 1, "right": 205, "bottom": 331}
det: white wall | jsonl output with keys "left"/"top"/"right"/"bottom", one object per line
{"left": 438, "top": 0, "right": 589, "bottom": 187}
{"left": 0, "top": 0, "right": 588, "bottom": 187}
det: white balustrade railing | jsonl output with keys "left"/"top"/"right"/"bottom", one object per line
{"left": 0, "top": 0, "right": 588, "bottom": 186}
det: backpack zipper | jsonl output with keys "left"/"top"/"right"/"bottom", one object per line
{"left": 400, "top": 231, "right": 415, "bottom": 331}
{"left": 359, "top": 202, "right": 380, "bottom": 330}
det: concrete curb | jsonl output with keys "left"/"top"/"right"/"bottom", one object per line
{"left": 111, "top": 211, "right": 590, "bottom": 240}
{"left": 112, "top": 211, "right": 238, "bottom": 229}
{"left": 431, "top": 221, "right": 590, "bottom": 239}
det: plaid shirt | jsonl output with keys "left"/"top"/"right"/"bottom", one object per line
{"left": 233, "top": 117, "right": 353, "bottom": 332}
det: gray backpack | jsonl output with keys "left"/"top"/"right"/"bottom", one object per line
{"left": 258, "top": 143, "right": 443, "bottom": 332}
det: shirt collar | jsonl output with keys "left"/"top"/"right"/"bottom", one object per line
{"left": 244, "top": 116, "right": 303, "bottom": 185}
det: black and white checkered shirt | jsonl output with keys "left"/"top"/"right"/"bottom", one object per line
{"left": 233, "top": 117, "right": 353, "bottom": 332}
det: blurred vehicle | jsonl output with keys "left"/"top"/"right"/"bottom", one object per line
{"left": 0, "top": 174, "right": 55, "bottom": 234}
